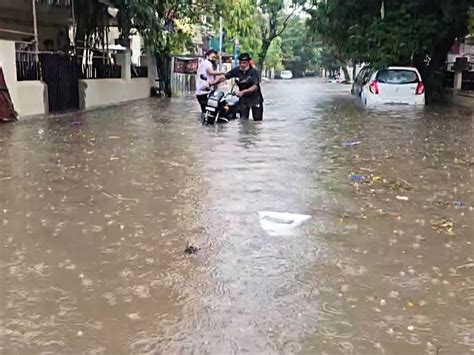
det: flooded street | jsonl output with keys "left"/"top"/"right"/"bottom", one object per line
{"left": 1, "top": 79, "right": 473, "bottom": 354}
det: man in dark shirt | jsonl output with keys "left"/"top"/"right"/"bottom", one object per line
{"left": 213, "top": 53, "right": 264, "bottom": 121}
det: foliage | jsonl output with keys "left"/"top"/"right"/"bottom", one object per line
{"left": 279, "top": 17, "right": 319, "bottom": 75}
{"left": 115, "top": 0, "right": 206, "bottom": 53}
{"left": 73, "top": 0, "right": 109, "bottom": 52}
{"left": 308, "top": 0, "right": 471, "bottom": 67}
{"left": 256, "top": 0, "right": 306, "bottom": 72}
{"left": 314, "top": 47, "right": 339, "bottom": 73}
{"left": 115, "top": 0, "right": 210, "bottom": 97}
{"left": 215, "top": 0, "right": 262, "bottom": 59}
{"left": 308, "top": 0, "right": 472, "bottom": 99}
{"left": 264, "top": 37, "right": 283, "bottom": 71}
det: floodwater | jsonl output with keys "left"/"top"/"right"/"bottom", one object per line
{"left": 1, "top": 79, "right": 473, "bottom": 354}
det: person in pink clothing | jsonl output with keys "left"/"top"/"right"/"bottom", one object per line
{"left": 195, "top": 50, "right": 223, "bottom": 114}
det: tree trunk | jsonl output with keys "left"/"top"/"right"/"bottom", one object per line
{"left": 341, "top": 66, "right": 350, "bottom": 82}
{"left": 352, "top": 59, "right": 357, "bottom": 82}
{"left": 257, "top": 39, "right": 272, "bottom": 77}
{"left": 156, "top": 54, "right": 172, "bottom": 98}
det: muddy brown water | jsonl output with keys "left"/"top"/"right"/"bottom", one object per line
{"left": 1, "top": 79, "right": 473, "bottom": 354}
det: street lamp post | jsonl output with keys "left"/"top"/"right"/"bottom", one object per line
{"left": 32, "top": 0, "right": 39, "bottom": 55}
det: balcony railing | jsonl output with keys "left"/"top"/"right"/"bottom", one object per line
{"left": 80, "top": 62, "right": 122, "bottom": 80}
{"left": 16, "top": 51, "right": 41, "bottom": 81}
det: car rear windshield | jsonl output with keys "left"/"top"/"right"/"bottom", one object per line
{"left": 377, "top": 70, "right": 419, "bottom": 84}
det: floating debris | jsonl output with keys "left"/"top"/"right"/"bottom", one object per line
{"left": 453, "top": 200, "right": 463, "bottom": 208}
{"left": 350, "top": 173, "right": 363, "bottom": 182}
{"left": 456, "top": 262, "right": 474, "bottom": 270}
{"left": 258, "top": 211, "right": 311, "bottom": 236}
{"left": 342, "top": 140, "right": 361, "bottom": 147}
{"left": 431, "top": 218, "right": 455, "bottom": 235}
{"left": 349, "top": 172, "right": 412, "bottom": 191}
{"left": 127, "top": 313, "right": 142, "bottom": 321}
{"left": 389, "top": 291, "right": 400, "bottom": 299}
{"left": 184, "top": 245, "right": 199, "bottom": 255}
{"left": 70, "top": 121, "right": 83, "bottom": 126}
{"left": 396, "top": 195, "right": 409, "bottom": 201}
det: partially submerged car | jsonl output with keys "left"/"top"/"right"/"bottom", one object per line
{"left": 353, "top": 66, "right": 425, "bottom": 106}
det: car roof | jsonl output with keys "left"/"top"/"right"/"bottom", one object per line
{"left": 385, "top": 66, "right": 419, "bottom": 70}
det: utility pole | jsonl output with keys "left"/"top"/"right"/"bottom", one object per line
{"left": 218, "top": 16, "right": 223, "bottom": 70}
{"left": 32, "top": 0, "right": 39, "bottom": 55}
{"left": 71, "top": 0, "right": 76, "bottom": 54}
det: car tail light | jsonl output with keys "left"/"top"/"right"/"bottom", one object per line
{"left": 369, "top": 81, "right": 379, "bottom": 95}
{"left": 416, "top": 82, "right": 425, "bottom": 95}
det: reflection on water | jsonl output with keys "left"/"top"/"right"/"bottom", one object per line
{"left": 1, "top": 79, "right": 473, "bottom": 354}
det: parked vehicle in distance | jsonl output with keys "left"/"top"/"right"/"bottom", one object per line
{"left": 280, "top": 70, "right": 293, "bottom": 79}
{"left": 359, "top": 67, "right": 425, "bottom": 106}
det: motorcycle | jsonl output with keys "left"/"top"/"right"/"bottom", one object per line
{"left": 202, "top": 84, "right": 240, "bottom": 125}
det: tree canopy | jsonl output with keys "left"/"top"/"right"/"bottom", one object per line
{"left": 256, "top": 0, "right": 306, "bottom": 72}
{"left": 308, "top": 0, "right": 471, "bottom": 68}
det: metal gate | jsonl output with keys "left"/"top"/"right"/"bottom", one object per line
{"left": 39, "top": 53, "right": 80, "bottom": 113}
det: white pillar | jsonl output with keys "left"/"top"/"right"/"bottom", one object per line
{"left": 454, "top": 71, "right": 463, "bottom": 90}
{"left": 115, "top": 49, "right": 131, "bottom": 80}
{"left": 144, "top": 54, "right": 157, "bottom": 86}
{"left": 32, "top": 0, "right": 39, "bottom": 55}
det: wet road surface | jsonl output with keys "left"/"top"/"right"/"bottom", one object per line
{"left": 1, "top": 79, "right": 473, "bottom": 354}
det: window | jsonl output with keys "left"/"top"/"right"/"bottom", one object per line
{"left": 377, "top": 69, "right": 419, "bottom": 84}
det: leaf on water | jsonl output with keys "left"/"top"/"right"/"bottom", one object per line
{"left": 431, "top": 218, "right": 455, "bottom": 234}
{"left": 127, "top": 313, "right": 141, "bottom": 321}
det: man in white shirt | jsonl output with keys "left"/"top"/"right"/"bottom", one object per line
{"left": 195, "top": 49, "right": 222, "bottom": 114}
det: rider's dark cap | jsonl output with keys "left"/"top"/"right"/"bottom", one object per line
{"left": 238, "top": 53, "right": 251, "bottom": 61}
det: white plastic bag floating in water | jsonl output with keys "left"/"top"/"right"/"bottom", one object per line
{"left": 258, "top": 211, "right": 311, "bottom": 236}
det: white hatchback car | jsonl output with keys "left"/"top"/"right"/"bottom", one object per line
{"left": 360, "top": 67, "right": 425, "bottom": 106}
{"left": 280, "top": 70, "right": 293, "bottom": 79}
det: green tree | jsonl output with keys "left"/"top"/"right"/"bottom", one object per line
{"left": 256, "top": 0, "right": 306, "bottom": 74}
{"left": 280, "top": 17, "right": 318, "bottom": 76}
{"left": 119, "top": 0, "right": 210, "bottom": 97}
{"left": 73, "top": 0, "right": 109, "bottom": 55}
{"left": 74, "top": 0, "right": 210, "bottom": 97}
{"left": 214, "top": 0, "right": 262, "bottom": 60}
{"left": 264, "top": 37, "right": 283, "bottom": 72}
{"left": 308, "top": 0, "right": 471, "bottom": 98}
{"left": 315, "top": 47, "right": 345, "bottom": 76}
